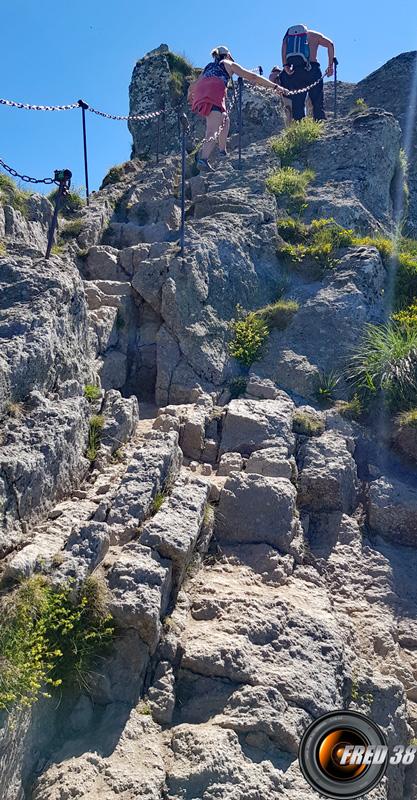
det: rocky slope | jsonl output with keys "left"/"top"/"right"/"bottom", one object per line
{"left": 1, "top": 46, "right": 417, "bottom": 800}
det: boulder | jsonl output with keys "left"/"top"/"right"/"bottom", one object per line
{"left": 297, "top": 431, "right": 358, "bottom": 514}
{"left": 216, "top": 472, "right": 299, "bottom": 551}
{"left": 107, "top": 542, "right": 172, "bottom": 651}
{"left": 246, "top": 445, "right": 294, "bottom": 481}
{"left": 101, "top": 390, "right": 139, "bottom": 453}
{"left": 368, "top": 476, "right": 417, "bottom": 546}
{"left": 140, "top": 477, "right": 209, "bottom": 587}
{"left": 220, "top": 396, "right": 294, "bottom": 456}
{"left": 107, "top": 430, "right": 182, "bottom": 541}
{"left": 218, "top": 452, "right": 244, "bottom": 476}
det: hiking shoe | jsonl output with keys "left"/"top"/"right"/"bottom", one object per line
{"left": 196, "top": 157, "right": 214, "bottom": 173}
{"left": 218, "top": 150, "right": 228, "bottom": 158}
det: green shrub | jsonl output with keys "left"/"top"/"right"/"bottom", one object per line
{"left": 48, "top": 187, "right": 84, "bottom": 217}
{"left": 279, "top": 218, "right": 355, "bottom": 271}
{"left": 100, "top": 162, "right": 129, "bottom": 189}
{"left": 60, "top": 219, "right": 84, "bottom": 240}
{"left": 229, "top": 308, "right": 269, "bottom": 367}
{"left": 277, "top": 217, "right": 307, "bottom": 243}
{"left": 315, "top": 370, "right": 340, "bottom": 403}
{"left": 266, "top": 167, "right": 315, "bottom": 213}
{"left": 396, "top": 408, "right": 417, "bottom": 428}
{"left": 84, "top": 384, "right": 101, "bottom": 403}
{"left": 270, "top": 118, "right": 324, "bottom": 165}
{"left": 254, "top": 299, "right": 299, "bottom": 330}
{"left": 392, "top": 302, "right": 417, "bottom": 329}
{"left": 293, "top": 410, "right": 325, "bottom": 436}
{"left": 87, "top": 414, "right": 105, "bottom": 461}
{"left": 348, "top": 322, "right": 417, "bottom": 409}
{"left": 0, "top": 174, "right": 30, "bottom": 217}
{"left": 396, "top": 251, "right": 417, "bottom": 308}
{"left": 229, "top": 377, "right": 247, "bottom": 398}
{"left": 350, "top": 97, "right": 369, "bottom": 115}
{"left": 166, "top": 51, "right": 197, "bottom": 98}
{"left": 0, "top": 575, "right": 114, "bottom": 711}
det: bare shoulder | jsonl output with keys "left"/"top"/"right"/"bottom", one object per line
{"left": 307, "top": 30, "right": 322, "bottom": 42}
{"left": 222, "top": 59, "right": 235, "bottom": 76}
{"left": 308, "top": 29, "right": 332, "bottom": 44}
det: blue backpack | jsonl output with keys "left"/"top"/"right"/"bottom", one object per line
{"left": 285, "top": 25, "right": 311, "bottom": 68}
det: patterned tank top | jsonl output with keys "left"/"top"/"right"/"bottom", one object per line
{"left": 202, "top": 60, "right": 230, "bottom": 86}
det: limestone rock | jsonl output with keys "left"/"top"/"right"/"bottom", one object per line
{"left": 368, "top": 476, "right": 417, "bottom": 545}
{"left": 220, "top": 396, "right": 294, "bottom": 456}
{"left": 297, "top": 431, "right": 359, "bottom": 514}
{"left": 246, "top": 445, "right": 294, "bottom": 481}
{"left": 140, "top": 476, "right": 209, "bottom": 587}
{"left": 107, "top": 430, "right": 182, "bottom": 541}
{"left": 216, "top": 472, "right": 300, "bottom": 551}
{"left": 218, "top": 451, "right": 244, "bottom": 476}
{"left": 107, "top": 542, "right": 172, "bottom": 651}
{"left": 101, "top": 389, "right": 139, "bottom": 453}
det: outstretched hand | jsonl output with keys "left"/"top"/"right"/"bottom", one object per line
{"left": 274, "top": 84, "right": 285, "bottom": 95}
{"left": 325, "top": 65, "right": 334, "bottom": 77}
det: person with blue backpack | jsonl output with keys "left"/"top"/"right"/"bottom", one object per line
{"left": 279, "top": 24, "right": 335, "bottom": 121}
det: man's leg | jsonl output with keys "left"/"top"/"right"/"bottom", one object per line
{"left": 279, "top": 68, "right": 307, "bottom": 121}
{"left": 308, "top": 64, "right": 326, "bottom": 121}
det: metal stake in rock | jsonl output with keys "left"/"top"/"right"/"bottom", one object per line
{"left": 45, "top": 169, "right": 72, "bottom": 259}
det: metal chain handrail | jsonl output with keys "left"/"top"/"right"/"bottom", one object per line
{"left": 87, "top": 105, "right": 164, "bottom": 122}
{"left": 0, "top": 157, "right": 55, "bottom": 185}
{"left": 0, "top": 98, "right": 79, "bottom": 112}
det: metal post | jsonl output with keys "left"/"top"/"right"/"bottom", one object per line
{"left": 179, "top": 114, "right": 189, "bottom": 255}
{"left": 156, "top": 113, "right": 161, "bottom": 164}
{"left": 78, "top": 100, "right": 90, "bottom": 205}
{"left": 333, "top": 58, "right": 339, "bottom": 119}
{"left": 46, "top": 169, "right": 72, "bottom": 259}
{"left": 238, "top": 77, "right": 243, "bottom": 170}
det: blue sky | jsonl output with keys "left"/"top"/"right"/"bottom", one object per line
{"left": 1, "top": 0, "right": 416, "bottom": 196}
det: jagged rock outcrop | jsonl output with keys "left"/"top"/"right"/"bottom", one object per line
{"left": 2, "top": 45, "right": 417, "bottom": 800}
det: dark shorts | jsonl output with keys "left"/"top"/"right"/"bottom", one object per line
{"left": 211, "top": 104, "right": 224, "bottom": 113}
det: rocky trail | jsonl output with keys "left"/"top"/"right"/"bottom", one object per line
{"left": 1, "top": 44, "right": 417, "bottom": 800}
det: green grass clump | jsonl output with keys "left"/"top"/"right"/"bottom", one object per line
{"left": 315, "top": 371, "right": 340, "bottom": 404}
{"left": 396, "top": 408, "right": 417, "bottom": 428}
{"left": 278, "top": 218, "right": 355, "bottom": 271}
{"left": 350, "top": 97, "right": 369, "bottom": 115}
{"left": 229, "top": 377, "right": 247, "bottom": 399}
{"left": 270, "top": 118, "right": 324, "bottom": 166}
{"left": 48, "top": 187, "right": 84, "bottom": 217}
{"left": 87, "top": 414, "right": 105, "bottom": 461}
{"left": 266, "top": 167, "right": 315, "bottom": 213}
{"left": 229, "top": 307, "right": 269, "bottom": 367}
{"left": 151, "top": 491, "right": 166, "bottom": 515}
{"left": 0, "top": 575, "right": 114, "bottom": 711}
{"left": 336, "top": 395, "right": 363, "bottom": 420}
{"left": 84, "top": 384, "right": 101, "bottom": 403}
{"left": 0, "top": 173, "right": 30, "bottom": 217}
{"left": 254, "top": 299, "right": 299, "bottom": 330}
{"left": 348, "top": 322, "right": 417, "bottom": 410}
{"left": 293, "top": 410, "right": 325, "bottom": 437}
{"left": 100, "top": 162, "right": 130, "bottom": 189}
{"left": 277, "top": 217, "right": 307, "bottom": 243}
{"left": 0, "top": 240, "right": 6, "bottom": 256}
{"left": 60, "top": 219, "right": 84, "bottom": 240}
{"left": 166, "top": 51, "right": 197, "bottom": 98}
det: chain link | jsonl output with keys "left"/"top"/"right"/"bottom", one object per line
{"left": 87, "top": 106, "right": 164, "bottom": 122}
{"left": 0, "top": 158, "right": 55, "bottom": 185}
{"left": 280, "top": 74, "right": 326, "bottom": 96}
{"left": 0, "top": 98, "right": 78, "bottom": 112}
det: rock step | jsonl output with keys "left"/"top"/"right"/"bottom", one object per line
{"left": 107, "top": 474, "right": 210, "bottom": 652}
